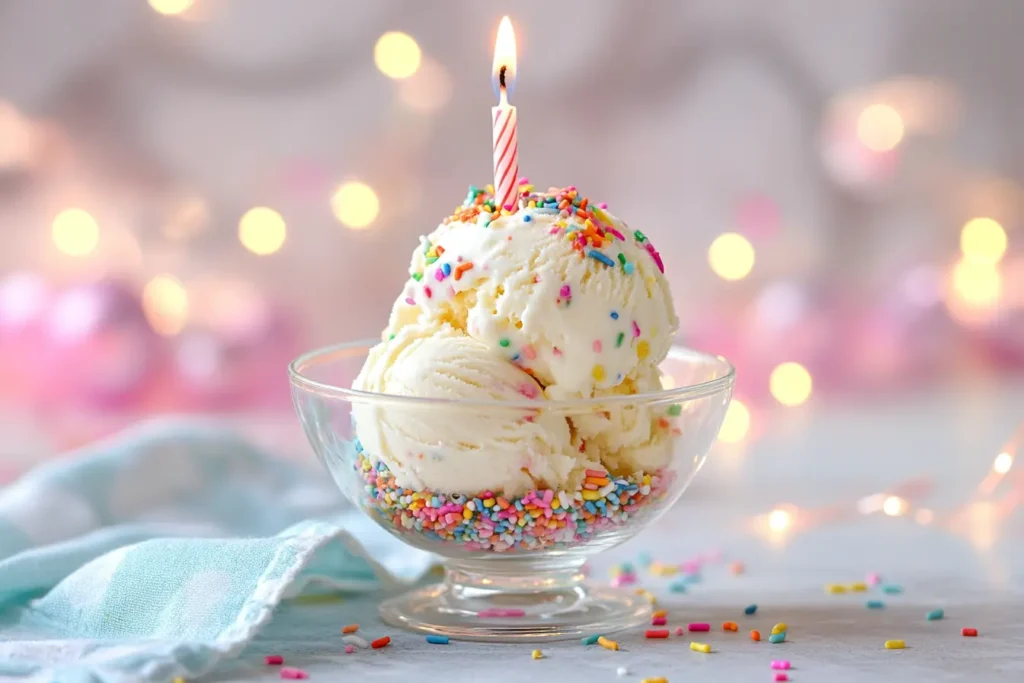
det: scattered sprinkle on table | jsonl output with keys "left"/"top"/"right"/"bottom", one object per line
{"left": 598, "top": 636, "right": 619, "bottom": 651}
{"left": 616, "top": 666, "right": 629, "bottom": 677}
{"left": 771, "top": 660, "right": 791, "bottom": 670}
{"left": 341, "top": 624, "right": 358, "bottom": 634}
{"left": 532, "top": 649, "right": 543, "bottom": 660}
{"left": 645, "top": 629, "right": 670, "bottom": 639}
{"left": 722, "top": 621, "right": 739, "bottom": 632}
{"left": 688, "top": 623, "right": 711, "bottom": 632}
{"left": 774, "top": 674, "right": 789, "bottom": 682}
{"left": 850, "top": 582, "right": 868, "bottom": 592}
{"left": 885, "top": 639, "right": 906, "bottom": 650}
{"left": 826, "top": 583, "right": 847, "bottom": 594}
{"left": 279, "top": 668, "right": 308, "bottom": 680}
{"left": 651, "top": 616, "right": 667, "bottom": 626}
{"left": 690, "top": 642, "right": 711, "bottom": 654}
{"left": 867, "top": 572, "right": 882, "bottom": 585}
{"left": 729, "top": 561, "right": 745, "bottom": 575}
{"left": 669, "top": 581, "right": 688, "bottom": 593}
{"left": 426, "top": 635, "right": 449, "bottom": 644}
{"left": 882, "top": 585, "right": 903, "bottom": 594}
{"left": 926, "top": 609, "right": 944, "bottom": 621}
{"left": 744, "top": 604, "right": 758, "bottom": 615}
{"left": 751, "top": 630, "right": 761, "bottom": 641}
{"left": 675, "top": 627, "right": 685, "bottom": 636}
{"left": 265, "top": 655, "right": 284, "bottom": 666}
{"left": 582, "top": 634, "right": 601, "bottom": 646}
{"left": 344, "top": 645, "right": 355, "bottom": 654}
{"left": 962, "top": 627, "right": 978, "bottom": 637}
{"left": 370, "top": 636, "right": 391, "bottom": 649}
{"left": 342, "top": 635, "right": 369, "bottom": 649}
{"left": 771, "top": 623, "right": 788, "bottom": 635}
{"left": 866, "top": 600, "right": 885, "bottom": 609}
{"left": 642, "top": 678, "right": 668, "bottom": 683}
{"left": 769, "top": 633, "right": 787, "bottom": 644}
{"left": 652, "top": 609, "right": 667, "bottom": 619}
{"left": 173, "top": 678, "right": 185, "bottom": 683}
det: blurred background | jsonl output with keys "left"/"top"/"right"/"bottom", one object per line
{"left": 0, "top": 0, "right": 1021, "bottom": 524}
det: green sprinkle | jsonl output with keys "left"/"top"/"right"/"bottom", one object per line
{"left": 667, "top": 404, "right": 682, "bottom": 417}
{"left": 499, "top": 338, "right": 510, "bottom": 348}
{"left": 926, "top": 609, "right": 944, "bottom": 621}
{"left": 425, "top": 257, "right": 438, "bottom": 265}
{"left": 388, "top": 334, "right": 396, "bottom": 340}
{"left": 617, "top": 253, "right": 626, "bottom": 265}
{"left": 633, "top": 230, "right": 647, "bottom": 243}
{"left": 581, "top": 634, "right": 601, "bottom": 646}
{"left": 616, "top": 332, "right": 625, "bottom": 348}
{"left": 411, "top": 272, "right": 423, "bottom": 281}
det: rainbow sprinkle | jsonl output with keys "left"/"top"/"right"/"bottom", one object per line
{"left": 355, "top": 448, "right": 670, "bottom": 553}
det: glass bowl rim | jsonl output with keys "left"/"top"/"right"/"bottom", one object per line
{"left": 289, "top": 339, "right": 735, "bottom": 410}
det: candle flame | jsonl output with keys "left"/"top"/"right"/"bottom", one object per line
{"left": 492, "top": 16, "right": 517, "bottom": 102}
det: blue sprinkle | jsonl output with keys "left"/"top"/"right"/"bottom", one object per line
{"left": 426, "top": 635, "right": 449, "bottom": 644}
{"left": 586, "top": 249, "right": 616, "bottom": 267}
{"left": 523, "top": 214, "right": 532, "bottom": 222}
{"left": 623, "top": 262, "right": 635, "bottom": 274}
{"left": 926, "top": 609, "right": 944, "bottom": 621}
{"left": 669, "top": 581, "right": 688, "bottom": 593}
{"left": 442, "top": 263, "right": 451, "bottom": 276}
{"left": 683, "top": 573, "right": 702, "bottom": 584}
{"left": 511, "top": 354, "right": 520, "bottom": 362}
{"left": 866, "top": 600, "right": 885, "bottom": 609}
{"left": 585, "top": 502, "right": 597, "bottom": 514}
{"left": 882, "top": 585, "right": 903, "bottom": 594}
{"left": 610, "top": 311, "right": 619, "bottom": 319}
{"left": 768, "top": 632, "right": 786, "bottom": 644}
{"left": 607, "top": 494, "right": 620, "bottom": 505}
{"left": 744, "top": 604, "right": 757, "bottom": 615}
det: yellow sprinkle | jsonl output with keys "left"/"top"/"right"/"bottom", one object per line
{"left": 462, "top": 508, "right": 473, "bottom": 520}
{"left": 826, "top": 583, "right": 847, "bottom": 594}
{"left": 483, "top": 498, "right": 496, "bottom": 508}
{"left": 592, "top": 364, "right": 606, "bottom": 382}
{"left": 771, "top": 622, "right": 788, "bottom": 635}
{"left": 532, "top": 649, "right": 543, "bottom": 659}
{"left": 636, "top": 340, "right": 650, "bottom": 360}
{"left": 850, "top": 582, "right": 868, "bottom": 592}
{"left": 885, "top": 640, "right": 906, "bottom": 650}
{"left": 581, "top": 490, "right": 601, "bottom": 501}
{"left": 597, "top": 636, "right": 619, "bottom": 651}
{"left": 689, "top": 642, "right": 711, "bottom": 653}
{"left": 172, "top": 679, "right": 186, "bottom": 683}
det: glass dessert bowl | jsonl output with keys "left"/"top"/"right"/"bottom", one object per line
{"left": 290, "top": 340, "right": 734, "bottom": 642}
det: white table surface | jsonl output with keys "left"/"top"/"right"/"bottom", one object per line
{"left": 216, "top": 382, "right": 1024, "bottom": 683}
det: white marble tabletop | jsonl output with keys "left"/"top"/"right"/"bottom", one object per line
{"left": 217, "top": 382, "right": 1024, "bottom": 683}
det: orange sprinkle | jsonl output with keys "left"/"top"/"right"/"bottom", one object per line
{"left": 751, "top": 630, "right": 761, "bottom": 641}
{"left": 454, "top": 263, "right": 474, "bottom": 280}
{"left": 558, "top": 200, "right": 570, "bottom": 210}
{"left": 341, "top": 624, "right": 359, "bottom": 634}
{"left": 371, "top": 636, "right": 391, "bottom": 649}
{"left": 723, "top": 621, "right": 738, "bottom": 632}
{"left": 652, "top": 610, "right": 667, "bottom": 619}
{"left": 435, "top": 245, "right": 445, "bottom": 255}
{"left": 579, "top": 198, "right": 589, "bottom": 210}
{"left": 585, "top": 477, "right": 611, "bottom": 486}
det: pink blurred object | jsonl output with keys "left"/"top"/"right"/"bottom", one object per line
{"left": 735, "top": 194, "right": 782, "bottom": 240}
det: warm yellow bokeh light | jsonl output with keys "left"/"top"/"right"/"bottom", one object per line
{"left": 768, "top": 508, "right": 792, "bottom": 532}
{"left": 960, "top": 217, "right": 1008, "bottom": 265}
{"left": 238, "top": 207, "right": 287, "bottom": 256}
{"left": 148, "top": 0, "right": 194, "bottom": 15}
{"left": 857, "top": 104, "right": 904, "bottom": 152}
{"left": 769, "top": 362, "right": 813, "bottom": 407}
{"left": 374, "top": 32, "right": 422, "bottom": 80}
{"left": 950, "top": 259, "right": 1002, "bottom": 308}
{"left": 882, "top": 495, "right": 906, "bottom": 517}
{"left": 993, "top": 451, "right": 1014, "bottom": 475}
{"left": 718, "top": 399, "right": 751, "bottom": 443}
{"left": 142, "top": 275, "right": 189, "bottom": 336}
{"left": 52, "top": 208, "right": 100, "bottom": 257}
{"left": 332, "top": 182, "right": 380, "bottom": 230}
{"left": 708, "top": 233, "right": 755, "bottom": 281}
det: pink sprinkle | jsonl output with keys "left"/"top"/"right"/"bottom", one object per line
{"left": 688, "top": 623, "right": 711, "bottom": 632}
{"left": 478, "top": 608, "right": 526, "bottom": 618}
{"left": 645, "top": 243, "right": 665, "bottom": 273}
{"left": 559, "top": 284, "right": 571, "bottom": 298}
{"left": 610, "top": 574, "right": 637, "bottom": 587}
{"left": 549, "top": 227, "right": 561, "bottom": 235}
{"left": 680, "top": 560, "right": 702, "bottom": 574}
{"left": 405, "top": 297, "right": 415, "bottom": 306}
{"left": 424, "top": 286, "right": 432, "bottom": 299}
{"left": 522, "top": 344, "right": 537, "bottom": 360}
{"left": 434, "top": 268, "right": 444, "bottom": 281}
{"left": 345, "top": 645, "right": 355, "bottom": 654}
{"left": 585, "top": 469, "right": 607, "bottom": 477}
{"left": 592, "top": 340, "right": 602, "bottom": 353}
{"left": 503, "top": 203, "right": 515, "bottom": 211}
{"left": 605, "top": 227, "right": 625, "bottom": 241}
{"left": 280, "top": 668, "right": 308, "bottom": 680}
{"left": 674, "top": 627, "right": 684, "bottom": 636}
{"left": 774, "top": 675, "right": 788, "bottom": 682}
{"left": 598, "top": 202, "right": 608, "bottom": 209}
{"left": 519, "top": 177, "right": 530, "bottom": 184}
{"left": 632, "top": 321, "right": 641, "bottom": 338}
{"left": 518, "top": 383, "right": 540, "bottom": 399}
{"left": 552, "top": 347, "right": 563, "bottom": 357}
{"left": 265, "top": 655, "right": 284, "bottom": 666}
{"left": 866, "top": 572, "right": 882, "bottom": 585}
{"left": 651, "top": 616, "right": 667, "bottom": 626}
{"left": 771, "top": 661, "right": 791, "bottom": 670}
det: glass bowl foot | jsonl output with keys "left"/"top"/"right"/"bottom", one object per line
{"left": 378, "top": 559, "right": 652, "bottom": 642}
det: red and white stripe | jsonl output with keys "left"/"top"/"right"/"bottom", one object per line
{"left": 492, "top": 104, "right": 519, "bottom": 210}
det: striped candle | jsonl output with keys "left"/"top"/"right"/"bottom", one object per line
{"left": 491, "top": 16, "right": 519, "bottom": 210}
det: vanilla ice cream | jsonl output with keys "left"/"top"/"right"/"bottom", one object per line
{"left": 352, "top": 321, "right": 594, "bottom": 495}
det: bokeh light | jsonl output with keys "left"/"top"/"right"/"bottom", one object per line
{"left": 718, "top": 399, "right": 751, "bottom": 443}
{"left": 52, "top": 209, "right": 100, "bottom": 257}
{"left": 374, "top": 32, "right": 422, "bottom": 80}
{"left": 949, "top": 259, "right": 1002, "bottom": 314}
{"left": 148, "top": 0, "right": 194, "bottom": 16}
{"left": 856, "top": 104, "right": 904, "bottom": 152}
{"left": 882, "top": 495, "right": 906, "bottom": 517}
{"left": 769, "top": 362, "right": 813, "bottom": 407}
{"left": 708, "top": 233, "right": 755, "bottom": 281}
{"left": 332, "top": 182, "right": 380, "bottom": 230}
{"left": 768, "top": 508, "right": 792, "bottom": 532}
{"left": 960, "top": 217, "right": 1008, "bottom": 265}
{"left": 398, "top": 58, "right": 453, "bottom": 113}
{"left": 142, "top": 275, "right": 189, "bottom": 336}
{"left": 993, "top": 451, "right": 1013, "bottom": 475}
{"left": 238, "top": 207, "right": 287, "bottom": 256}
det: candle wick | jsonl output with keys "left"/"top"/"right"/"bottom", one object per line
{"left": 499, "top": 65, "right": 507, "bottom": 90}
